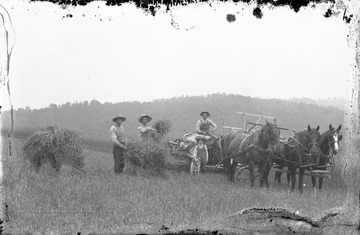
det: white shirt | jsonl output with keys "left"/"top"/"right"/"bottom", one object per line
{"left": 109, "top": 124, "right": 126, "bottom": 148}
{"left": 138, "top": 125, "right": 155, "bottom": 138}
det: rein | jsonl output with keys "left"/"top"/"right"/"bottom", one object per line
{"left": 315, "top": 131, "right": 337, "bottom": 167}
{"left": 225, "top": 124, "right": 280, "bottom": 164}
{"left": 289, "top": 132, "right": 320, "bottom": 156}
{"left": 277, "top": 132, "right": 321, "bottom": 168}
{"left": 289, "top": 137, "right": 307, "bottom": 151}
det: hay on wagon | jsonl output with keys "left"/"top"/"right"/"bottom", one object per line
{"left": 22, "top": 126, "right": 85, "bottom": 176}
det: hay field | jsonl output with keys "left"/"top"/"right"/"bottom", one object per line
{"left": 2, "top": 137, "right": 348, "bottom": 234}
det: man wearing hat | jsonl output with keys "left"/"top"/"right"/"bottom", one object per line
{"left": 196, "top": 111, "right": 218, "bottom": 136}
{"left": 109, "top": 115, "right": 127, "bottom": 174}
{"left": 192, "top": 135, "right": 209, "bottom": 174}
{"left": 138, "top": 114, "right": 156, "bottom": 139}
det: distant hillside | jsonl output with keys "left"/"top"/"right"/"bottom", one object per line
{"left": 288, "top": 97, "right": 346, "bottom": 111}
{"left": 1, "top": 93, "right": 344, "bottom": 141}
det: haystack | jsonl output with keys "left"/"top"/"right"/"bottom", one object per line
{"left": 125, "top": 139, "right": 190, "bottom": 177}
{"left": 165, "top": 152, "right": 192, "bottom": 172}
{"left": 125, "top": 138, "right": 168, "bottom": 177}
{"left": 125, "top": 120, "right": 189, "bottom": 177}
{"left": 22, "top": 126, "right": 85, "bottom": 177}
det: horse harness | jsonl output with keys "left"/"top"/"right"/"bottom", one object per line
{"left": 289, "top": 136, "right": 318, "bottom": 154}
{"left": 326, "top": 130, "right": 340, "bottom": 150}
{"left": 238, "top": 132, "right": 273, "bottom": 157}
{"left": 272, "top": 133, "right": 321, "bottom": 168}
{"left": 316, "top": 130, "right": 339, "bottom": 167}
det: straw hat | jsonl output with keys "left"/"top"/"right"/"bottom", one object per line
{"left": 200, "top": 111, "right": 211, "bottom": 117}
{"left": 112, "top": 115, "right": 126, "bottom": 122}
{"left": 138, "top": 114, "right": 152, "bottom": 123}
{"left": 195, "top": 136, "right": 206, "bottom": 142}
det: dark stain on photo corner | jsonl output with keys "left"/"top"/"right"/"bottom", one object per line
{"left": 252, "top": 6, "right": 262, "bottom": 19}
{"left": 27, "top": 0, "right": 352, "bottom": 23}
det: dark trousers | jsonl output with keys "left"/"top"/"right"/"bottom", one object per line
{"left": 199, "top": 156, "right": 207, "bottom": 173}
{"left": 113, "top": 145, "right": 125, "bottom": 174}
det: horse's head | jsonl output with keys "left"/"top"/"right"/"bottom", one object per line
{"left": 259, "top": 120, "right": 282, "bottom": 155}
{"left": 306, "top": 125, "right": 321, "bottom": 155}
{"left": 327, "top": 124, "right": 342, "bottom": 154}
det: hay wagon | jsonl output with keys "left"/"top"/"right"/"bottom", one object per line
{"left": 168, "top": 112, "right": 284, "bottom": 174}
{"left": 168, "top": 131, "right": 222, "bottom": 172}
{"left": 168, "top": 111, "right": 334, "bottom": 180}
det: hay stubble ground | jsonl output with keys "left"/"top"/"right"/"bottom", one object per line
{"left": 2, "top": 138, "right": 349, "bottom": 234}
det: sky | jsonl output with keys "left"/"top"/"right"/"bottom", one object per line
{"left": 0, "top": 0, "right": 352, "bottom": 110}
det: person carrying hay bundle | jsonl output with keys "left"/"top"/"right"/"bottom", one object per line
{"left": 191, "top": 136, "right": 209, "bottom": 174}
{"left": 138, "top": 114, "right": 156, "bottom": 139}
{"left": 109, "top": 114, "right": 127, "bottom": 175}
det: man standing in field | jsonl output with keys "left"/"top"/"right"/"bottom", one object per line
{"left": 109, "top": 115, "right": 127, "bottom": 175}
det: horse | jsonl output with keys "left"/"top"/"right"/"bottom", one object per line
{"left": 223, "top": 121, "right": 283, "bottom": 187}
{"left": 205, "top": 134, "right": 222, "bottom": 166}
{"left": 285, "top": 125, "right": 321, "bottom": 193}
{"left": 220, "top": 131, "right": 244, "bottom": 180}
{"left": 311, "top": 124, "right": 342, "bottom": 190}
{"left": 273, "top": 141, "right": 291, "bottom": 185}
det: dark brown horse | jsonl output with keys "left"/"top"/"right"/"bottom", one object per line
{"left": 284, "top": 125, "right": 321, "bottom": 193}
{"left": 311, "top": 124, "right": 342, "bottom": 190}
{"left": 222, "top": 121, "right": 283, "bottom": 187}
{"left": 205, "top": 135, "right": 222, "bottom": 166}
{"left": 220, "top": 131, "right": 245, "bottom": 180}
{"left": 273, "top": 143, "right": 291, "bottom": 185}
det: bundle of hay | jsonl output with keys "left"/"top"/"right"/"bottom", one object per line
{"left": 141, "top": 130, "right": 162, "bottom": 143}
{"left": 22, "top": 126, "right": 85, "bottom": 177}
{"left": 165, "top": 152, "right": 192, "bottom": 172}
{"left": 152, "top": 119, "right": 172, "bottom": 137}
{"left": 140, "top": 119, "right": 172, "bottom": 143}
{"left": 125, "top": 136, "right": 192, "bottom": 177}
{"left": 125, "top": 138, "right": 168, "bottom": 177}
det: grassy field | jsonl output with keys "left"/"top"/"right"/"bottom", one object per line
{"left": 2, "top": 137, "right": 349, "bottom": 234}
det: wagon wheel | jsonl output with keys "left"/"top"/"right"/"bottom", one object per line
{"left": 234, "top": 165, "right": 249, "bottom": 182}
{"left": 234, "top": 165, "right": 260, "bottom": 182}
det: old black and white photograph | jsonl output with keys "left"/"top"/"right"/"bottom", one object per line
{"left": 0, "top": 0, "right": 360, "bottom": 234}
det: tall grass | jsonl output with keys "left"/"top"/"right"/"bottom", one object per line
{"left": 2, "top": 138, "right": 349, "bottom": 234}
